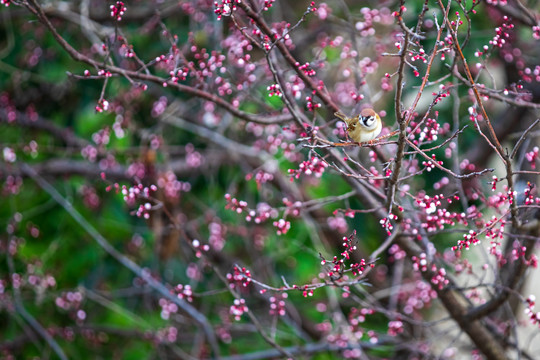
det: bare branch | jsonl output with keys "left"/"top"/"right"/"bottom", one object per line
{"left": 20, "top": 163, "right": 221, "bottom": 358}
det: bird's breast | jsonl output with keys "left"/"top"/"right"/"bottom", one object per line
{"left": 348, "top": 122, "right": 382, "bottom": 143}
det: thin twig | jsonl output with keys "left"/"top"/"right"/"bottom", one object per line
{"left": 20, "top": 163, "right": 221, "bottom": 358}
{"left": 452, "top": 70, "right": 540, "bottom": 109}
{"left": 403, "top": 1, "right": 449, "bottom": 128}
{"left": 370, "top": 231, "right": 399, "bottom": 262}
{"left": 386, "top": 28, "right": 410, "bottom": 212}
{"left": 210, "top": 265, "right": 295, "bottom": 359}
{"left": 236, "top": 1, "right": 339, "bottom": 113}
{"left": 23, "top": 0, "right": 291, "bottom": 125}
{"left": 6, "top": 250, "right": 68, "bottom": 360}
{"left": 404, "top": 125, "right": 468, "bottom": 155}
{"left": 511, "top": 119, "right": 540, "bottom": 159}
{"left": 438, "top": 0, "right": 520, "bottom": 228}
{"left": 406, "top": 139, "right": 493, "bottom": 179}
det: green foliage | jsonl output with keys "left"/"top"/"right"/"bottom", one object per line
{"left": 2, "top": 0, "right": 539, "bottom": 359}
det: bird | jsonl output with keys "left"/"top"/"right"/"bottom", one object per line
{"left": 335, "top": 108, "right": 382, "bottom": 144}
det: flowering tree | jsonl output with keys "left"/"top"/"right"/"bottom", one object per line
{"left": 1, "top": 0, "right": 540, "bottom": 359}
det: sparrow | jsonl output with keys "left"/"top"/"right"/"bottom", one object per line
{"left": 335, "top": 108, "right": 382, "bottom": 143}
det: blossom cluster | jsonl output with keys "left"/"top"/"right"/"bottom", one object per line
{"left": 230, "top": 298, "right": 248, "bottom": 321}
{"left": 269, "top": 293, "right": 287, "bottom": 316}
{"left": 320, "top": 233, "right": 373, "bottom": 278}
{"left": 416, "top": 193, "right": 466, "bottom": 232}
{"left": 226, "top": 266, "right": 252, "bottom": 290}
{"left": 288, "top": 156, "right": 328, "bottom": 180}
{"left": 525, "top": 295, "right": 540, "bottom": 327}
{"left": 110, "top": 1, "right": 126, "bottom": 21}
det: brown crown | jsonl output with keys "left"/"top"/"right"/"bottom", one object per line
{"left": 360, "top": 108, "right": 377, "bottom": 117}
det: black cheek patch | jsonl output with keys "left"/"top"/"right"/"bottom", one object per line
{"left": 362, "top": 116, "right": 373, "bottom": 126}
